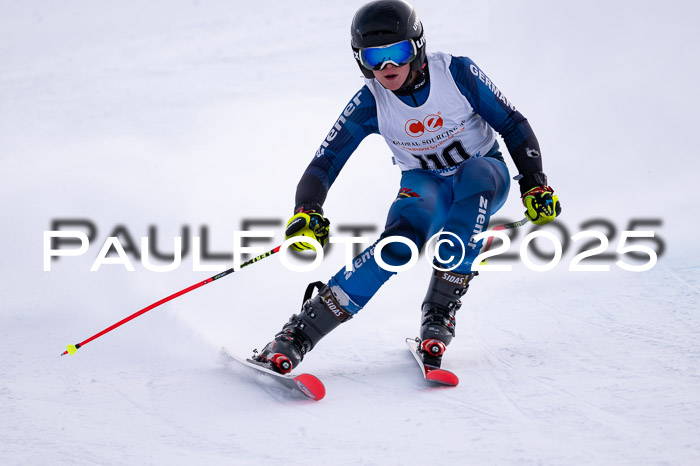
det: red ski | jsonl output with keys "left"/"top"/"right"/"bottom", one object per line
{"left": 221, "top": 347, "right": 325, "bottom": 401}
{"left": 406, "top": 338, "right": 459, "bottom": 386}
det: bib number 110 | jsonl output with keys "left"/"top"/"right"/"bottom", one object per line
{"left": 411, "top": 140, "right": 471, "bottom": 170}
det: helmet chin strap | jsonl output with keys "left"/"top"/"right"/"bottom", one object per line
{"left": 397, "top": 60, "right": 428, "bottom": 92}
{"left": 373, "top": 60, "right": 427, "bottom": 92}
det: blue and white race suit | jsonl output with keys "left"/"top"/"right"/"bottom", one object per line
{"left": 296, "top": 52, "right": 546, "bottom": 313}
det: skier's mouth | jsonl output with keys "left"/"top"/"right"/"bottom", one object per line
{"left": 384, "top": 73, "right": 399, "bottom": 80}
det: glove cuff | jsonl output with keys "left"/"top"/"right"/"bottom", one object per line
{"left": 522, "top": 185, "right": 554, "bottom": 196}
{"left": 294, "top": 201, "right": 324, "bottom": 215}
{"left": 518, "top": 171, "right": 548, "bottom": 195}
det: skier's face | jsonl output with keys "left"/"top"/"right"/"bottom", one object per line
{"left": 373, "top": 63, "right": 410, "bottom": 91}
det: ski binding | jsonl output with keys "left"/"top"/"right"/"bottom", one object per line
{"left": 221, "top": 347, "right": 325, "bottom": 401}
{"left": 406, "top": 337, "right": 459, "bottom": 386}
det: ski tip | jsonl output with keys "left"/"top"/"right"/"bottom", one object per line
{"left": 293, "top": 373, "right": 326, "bottom": 401}
{"left": 426, "top": 368, "right": 459, "bottom": 386}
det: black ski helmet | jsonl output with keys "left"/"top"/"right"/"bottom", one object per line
{"left": 351, "top": 0, "right": 426, "bottom": 79}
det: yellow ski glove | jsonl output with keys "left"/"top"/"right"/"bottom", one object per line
{"left": 285, "top": 212, "right": 330, "bottom": 251}
{"left": 522, "top": 186, "right": 562, "bottom": 225}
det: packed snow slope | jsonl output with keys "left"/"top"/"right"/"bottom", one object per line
{"left": 2, "top": 0, "right": 699, "bottom": 464}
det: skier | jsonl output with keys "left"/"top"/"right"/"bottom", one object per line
{"left": 255, "top": 0, "right": 561, "bottom": 374}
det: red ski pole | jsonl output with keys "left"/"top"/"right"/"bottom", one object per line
{"left": 61, "top": 245, "right": 281, "bottom": 356}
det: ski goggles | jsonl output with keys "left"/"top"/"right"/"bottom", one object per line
{"left": 358, "top": 39, "right": 417, "bottom": 71}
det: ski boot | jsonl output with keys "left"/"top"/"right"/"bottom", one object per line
{"left": 255, "top": 281, "right": 352, "bottom": 374}
{"left": 418, "top": 269, "right": 477, "bottom": 367}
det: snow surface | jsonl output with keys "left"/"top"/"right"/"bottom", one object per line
{"left": 2, "top": 0, "right": 700, "bottom": 464}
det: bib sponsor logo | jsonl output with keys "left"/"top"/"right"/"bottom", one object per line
{"left": 404, "top": 113, "right": 443, "bottom": 137}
